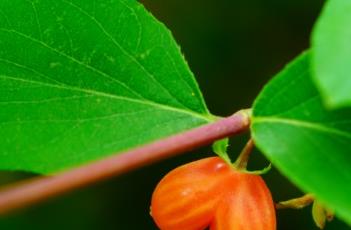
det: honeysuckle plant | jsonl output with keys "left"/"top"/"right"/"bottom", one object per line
{"left": 0, "top": 0, "right": 350, "bottom": 229}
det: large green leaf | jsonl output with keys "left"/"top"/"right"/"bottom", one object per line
{"left": 0, "top": 0, "right": 213, "bottom": 173}
{"left": 312, "top": 0, "right": 351, "bottom": 108}
{"left": 252, "top": 52, "right": 351, "bottom": 225}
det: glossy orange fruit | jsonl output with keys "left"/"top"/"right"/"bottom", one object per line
{"left": 150, "top": 157, "right": 276, "bottom": 230}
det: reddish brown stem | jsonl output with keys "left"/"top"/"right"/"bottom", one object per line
{"left": 0, "top": 110, "right": 250, "bottom": 215}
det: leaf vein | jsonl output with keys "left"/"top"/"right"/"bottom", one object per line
{"left": 0, "top": 28, "right": 146, "bottom": 100}
{"left": 254, "top": 117, "right": 351, "bottom": 139}
{"left": 0, "top": 74, "right": 211, "bottom": 122}
{"left": 60, "top": 0, "right": 191, "bottom": 110}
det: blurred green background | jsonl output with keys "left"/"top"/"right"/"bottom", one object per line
{"left": 0, "top": 0, "right": 350, "bottom": 229}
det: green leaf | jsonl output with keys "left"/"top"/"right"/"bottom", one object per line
{"left": 0, "top": 0, "right": 213, "bottom": 173}
{"left": 251, "top": 52, "right": 351, "bottom": 225}
{"left": 212, "top": 138, "right": 231, "bottom": 164}
{"left": 312, "top": 0, "right": 351, "bottom": 108}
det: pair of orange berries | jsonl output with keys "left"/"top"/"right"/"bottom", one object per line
{"left": 150, "top": 157, "right": 276, "bottom": 230}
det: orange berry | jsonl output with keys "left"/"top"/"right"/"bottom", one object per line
{"left": 151, "top": 157, "right": 276, "bottom": 230}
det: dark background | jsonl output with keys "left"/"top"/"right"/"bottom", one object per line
{"left": 0, "top": 0, "right": 350, "bottom": 229}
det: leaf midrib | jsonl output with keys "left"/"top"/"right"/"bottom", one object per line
{"left": 253, "top": 116, "right": 351, "bottom": 139}
{"left": 0, "top": 74, "right": 213, "bottom": 122}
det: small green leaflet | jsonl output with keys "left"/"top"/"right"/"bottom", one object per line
{"left": 252, "top": 52, "right": 351, "bottom": 225}
{"left": 212, "top": 138, "right": 231, "bottom": 164}
{"left": 0, "top": 0, "right": 213, "bottom": 173}
{"left": 312, "top": 0, "right": 351, "bottom": 108}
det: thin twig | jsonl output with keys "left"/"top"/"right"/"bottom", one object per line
{"left": 0, "top": 110, "right": 251, "bottom": 215}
